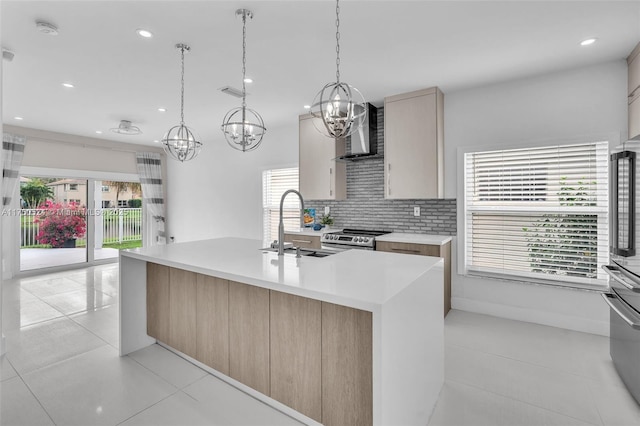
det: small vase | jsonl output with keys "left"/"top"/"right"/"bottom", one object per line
{"left": 61, "top": 239, "right": 76, "bottom": 248}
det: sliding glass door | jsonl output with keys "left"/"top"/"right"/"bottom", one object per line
{"left": 93, "top": 180, "right": 143, "bottom": 261}
{"left": 19, "top": 176, "right": 143, "bottom": 272}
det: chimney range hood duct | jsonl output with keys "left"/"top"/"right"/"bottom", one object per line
{"left": 338, "top": 103, "right": 378, "bottom": 161}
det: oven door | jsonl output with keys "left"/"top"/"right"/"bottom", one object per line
{"left": 601, "top": 290, "right": 640, "bottom": 404}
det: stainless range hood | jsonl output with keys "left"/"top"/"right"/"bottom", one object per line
{"left": 338, "top": 103, "right": 379, "bottom": 161}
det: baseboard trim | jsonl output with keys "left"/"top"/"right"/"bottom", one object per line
{"left": 451, "top": 297, "right": 609, "bottom": 336}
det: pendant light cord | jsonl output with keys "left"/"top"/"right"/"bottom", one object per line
{"left": 242, "top": 12, "right": 247, "bottom": 108}
{"left": 335, "top": 0, "right": 340, "bottom": 84}
{"left": 180, "top": 46, "right": 185, "bottom": 125}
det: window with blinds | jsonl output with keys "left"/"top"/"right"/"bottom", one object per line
{"left": 262, "top": 167, "right": 300, "bottom": 243}
{"left": 463, "top": 141, "right": 609, "bottom": 287}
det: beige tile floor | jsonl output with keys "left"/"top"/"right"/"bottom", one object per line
{"left": 1, "top": 264, "right": 640, "bottom": 425}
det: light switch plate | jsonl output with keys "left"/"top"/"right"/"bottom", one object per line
{"left": 413, "top": 206, "right": 420, "bottom": 217}
{"left": 324, "top": 206, "right": 330, "bottom": 215}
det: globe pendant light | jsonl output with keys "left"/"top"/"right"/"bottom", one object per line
{"left": 311, "top": 0, "right": 366, "bottom": 139}
{"left": 221, "top": 9, "right": 266, "bottom": 152}
{"left": 162, "top": 43, "right": 202, "bottom": 162}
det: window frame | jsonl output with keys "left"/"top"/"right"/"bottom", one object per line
{"left": 457, "top": 135, "right": 615, "bottom": 290}
{"left": 262, "top": 166, "right": 300, "bottom": 244}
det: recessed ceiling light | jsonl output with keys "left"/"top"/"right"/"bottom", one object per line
{"left": 62, "top": 82, "right": 74, "bottom": 88}
{"left": 14, "top": 116, "right": 23, "bottom": 120}
{"left": 95, "top": 130, "right": 102, "bottom": 134}
{"left": 158, "top": 108, "right": 166, "bottom": 112}
{"left": 136, "top": 29, "right": 153, "bottom": 38}
{"left": 580, "top": 38, "right": 597, "bottom": 46}
{"left": 303, "top": 105, "right": 311, "bottom": 109}
{"left": 243, "top": 78, "right": 253, "bottom": 83}
{"left": 153, "top": 140, "right": 160, "bottom": 143}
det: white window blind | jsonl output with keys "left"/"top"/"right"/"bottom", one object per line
{"left": 463, "top": 142, "right": 609, "bottom": 287}
{"left": 262, "top": 167, "right": 300, "bottom": 243}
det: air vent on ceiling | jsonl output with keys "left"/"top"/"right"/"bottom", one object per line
{"left": 219, "top": 86, "right": 244, "bottom": 98}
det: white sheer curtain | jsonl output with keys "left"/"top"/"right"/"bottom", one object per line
{"left": 2, "top": 132, "right": 26, "bottom": 207}
{"left": 136, "top": 152, "right": 166, "bottom": 245}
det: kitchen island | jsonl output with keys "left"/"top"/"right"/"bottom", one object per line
{"left": 119, "top": 237, "right": 444, "bottom": 426}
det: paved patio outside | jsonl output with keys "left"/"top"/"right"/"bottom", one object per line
{"left": 20, "top": 248, "right": 119, "bottom": 271}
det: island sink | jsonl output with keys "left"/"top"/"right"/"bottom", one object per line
{"left": 261, "top": 246, "right": 335, "bottom": 258}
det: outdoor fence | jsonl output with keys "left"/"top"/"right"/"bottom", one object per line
{"left": 20, "top": 208, "right": 142, "bottom": 248}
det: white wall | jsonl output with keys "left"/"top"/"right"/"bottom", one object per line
{"left": 1, "top": 14, "right": 5, "bottom": 354}
{"left": 445, "top": 60, "right": 628, "bottom": 336}
{"left": 166, "top": 121, "right": 299, "bottom": 243}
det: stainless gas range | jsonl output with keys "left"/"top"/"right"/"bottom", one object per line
{"left": 321, "top": 228, "right": 391, "bottom": 252}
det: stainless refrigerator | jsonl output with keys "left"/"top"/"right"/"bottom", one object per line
{"left": 603, "top": 142, "right": 640, "bottom": 404}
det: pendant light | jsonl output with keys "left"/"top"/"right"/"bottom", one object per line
{"left": 221, "top": 9, "right": 266, "bottom": 152}
{"left": 311, "top": 0, "right": 366, "bottom": 139}
{"left": 162, "top": 43, "right": 202, "bottom": 162}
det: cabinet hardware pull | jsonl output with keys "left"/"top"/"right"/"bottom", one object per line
{"left": 292, "top": 239, "right": 312, "bottom": 244}
{"left": 387, "top": 163, "right": 391, "bottom": 196}
{"left": 391, "top": 247, "right": 420, "bottom": 254}
{"left": 602, "top": 293, "right": 640, "bottom": 329}
{"left": 603, "top": 265, "right": 640, "bottom": 291}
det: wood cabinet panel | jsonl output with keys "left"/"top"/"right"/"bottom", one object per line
{"left": 630, "top": 97, "right": 640, "bottom": 141}
{"left": 229, "top": 281, "right": 270, "bottom": 395}
{"left": 629, "top": 42, "right": 640, "bottom": 98}
{"left": 442, "top": 242, "right": 452, "bottom": 316}
{"left": 299, "top": 113, "right": 346, "bottom": 200}
{"left": 147, "top": 262, "right": 170, "bottom": 343}
{"left": 384, "top": 87, "right": 444, "bottom": 199}
{"left": 376, "top": 240, "right": 437, "bottom": 256}
{"left": 196, "top": 274, "right": 229, "bottom": 375}
{"left": 322, "top": 302, "right": 372, "bottom": 426}
{"left": 283, "top": 233, "right": 321, "bottom": 249}
{"left": 169, "top": 268, "right": 197, "bottom": 358}
{"left": 377, "top": 240, "right": 452, "bottom": 316}
{"left": 270, "top": 291, "right": 322, "bottom": 422}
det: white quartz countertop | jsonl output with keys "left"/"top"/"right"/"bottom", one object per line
{"left": 376, "top": 232, "right": 452, "bottom": 246}
{"left": 121, "top": 237, "right": 442, "bottom": 311}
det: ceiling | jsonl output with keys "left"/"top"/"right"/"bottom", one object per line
{"left": 2, "top": 1, "right": 640, "bottom": 148}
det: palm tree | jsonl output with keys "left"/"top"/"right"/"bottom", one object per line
{"left": 20, "top": 178, "right": 54, "bottom": 209}
{"left": 104, "top": 181, "right": 142, "bottom": 207}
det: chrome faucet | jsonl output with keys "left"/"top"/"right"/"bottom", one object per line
{"left": 278, "top": 189, "right": 305, "bottom": 255}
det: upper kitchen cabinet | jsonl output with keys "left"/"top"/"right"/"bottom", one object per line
{"left": 299, "top": 114, "right": 346, "bottom": 200}
{"left": 384, "top": 87, "right": 444, "bottom": 199}
{"left": 629, "top": 42, "right": 640, "bottom": 140}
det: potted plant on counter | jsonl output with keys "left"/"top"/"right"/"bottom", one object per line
{"left": 35, "top": 200, "right": 87, "bottom": 248}
{"left": 320, "top": 213, "right": 334, "bottom": 230}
